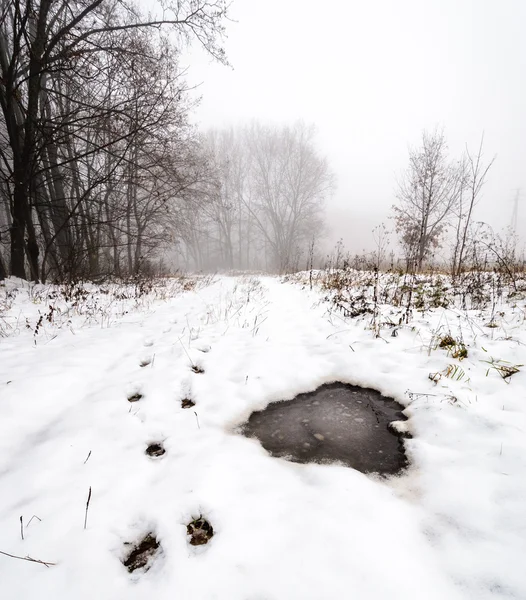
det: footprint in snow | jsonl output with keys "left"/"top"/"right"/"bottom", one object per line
{"left": 128, "top": 391, "right": 143, "bottom": 403}
{"left": 122, "top": 532, "right": 161, "bottom": 573}
{"left": 145, "top": 442, "right": 165, "bottom": 458}
{"left": 187, "top": 517, "right": 214, "bottom": 546}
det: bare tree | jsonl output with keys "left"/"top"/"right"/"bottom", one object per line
{"left": 0, "top": 0, "right": 228, "bottom": 281}
{"left": 178, "top": 122, "right": 333, "bottom": 274}
{"left": 246, "top": 122, "right": 332, "bottom": 272}
{"left": 451, "top": 134, "right": 495, "bottom": 277}
{"left": 199, "top": 128, "right": 256, "bottom": 270}
{"left": 393, "top": 129, "right": 463, "bottom": 271}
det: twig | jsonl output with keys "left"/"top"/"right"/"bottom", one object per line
{"left": 84, "top": 486, "right": 92, "bottom": 530}
{"left": 83, "top": 450, "right": 91, "bottom": 464}
{"left": 151, "top": 353, "right": 155, "bottom": 368}
{"left": 251, "top": 316, "right": 267, "bottom": 336}
{"left": 194, "top": 411, "right": 200, "bottom": 430}
{"left": 326, "top": 329, "right": 352, "bottom": 339}
{"left": 0, "top": 550, "right": 55, "bottom": 568}
{"left": 178, "top": 336, "right": 195, "bottom": 367}
{"left": 20, "top": 516, "right": 23, "bottom": 541}
{"left": 26, "top": 515, "right": 41, "bottom": 528}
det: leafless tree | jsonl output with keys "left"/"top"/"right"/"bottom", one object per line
{"left": 246, "top": 122, "right": 332, "bottom": 272}
{"left": 0, "top": 0, "right": 228, "bottom": 281}
{"left": 174, "top": 122, "right": 333, "bottom": 273}
{"left": 451, "top": 134, "right": 495, "bottom": 277}
{"left": 393, "top": 129, "right": 463, "bottom": 271}
{"left": 200, "top": 129, "right": 244, "bottom": 269}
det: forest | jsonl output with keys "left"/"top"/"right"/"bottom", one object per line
{"left": 0, "top": 0, "right": 335, "bottom": 282}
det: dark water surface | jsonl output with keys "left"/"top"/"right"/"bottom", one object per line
{"left": 241, "top": 382, "right": 408, "bottom": 474}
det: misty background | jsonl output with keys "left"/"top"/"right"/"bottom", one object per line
{"left": 1, "top": 0, "right": 524, "bottom": 280}
{"left": 184, "top": 0, "right": 526, "bottom": 254}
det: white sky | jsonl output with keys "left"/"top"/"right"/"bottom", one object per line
{"left": 182, "top": 0, "right": 526, "bottom": 253}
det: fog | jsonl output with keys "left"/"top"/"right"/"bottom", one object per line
{"left": 184, "top": 0, "right": 526, "bottom": 254}
{"left": 1, "top": 0, "right": 523, "bottom": 281}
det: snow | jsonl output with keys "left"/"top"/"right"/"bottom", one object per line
{"left": 0, "top": 274, "right": 525, "bottom": 599}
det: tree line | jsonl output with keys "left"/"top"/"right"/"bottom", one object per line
{"left": 0, "top": 0, "right": 333, "bottom": 282}
{"left": 4, "top": 2, "right": 496, "bottom": 283}
{"left": 0, "top": 0, "right": 232, "bottom": 282}
{"left": 175, "top": 123, "right": 333, "bottom": 273}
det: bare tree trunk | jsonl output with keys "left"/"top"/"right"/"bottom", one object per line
{"left": 0, "top": 246, "right": 6, "bottom": 280}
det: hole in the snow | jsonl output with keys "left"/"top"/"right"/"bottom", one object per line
{"left": 128, "top": 392, "right": 143, "bottom": 403}
{"left": 145, "top": 443, "right": 165, "bottom": 457}
{"left": 191, "top": 365, "right": 204, "bottom": 374}
{"left": 122, "top": 532, "right": 161, "bottom": 573}
{"left": 187, "top": 516, "right": 214, "bottom": 546}
{"left": 240, "top": 382, "right": 409, "bottom": 475}
{"left": 139, "top": 358, "right": 151, "bottom": 368}
{"left": 181, "top": 398, "right": 195, "bottom": 409}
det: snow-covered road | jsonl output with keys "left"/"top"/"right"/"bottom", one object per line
{"left": 1, "top": 275, "right": 524, "bottom": 599}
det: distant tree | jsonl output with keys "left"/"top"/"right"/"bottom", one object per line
{"left": 451, "top": 135, "right": 495, "bottom": 277}
{"left": 393, "top": 129, "right": 463, "bottom": 271}
{"left": 246, "top": 122, "right": 333, "bottom": 272}
{"left": 182, "top": 122, "right": 333, "bottom": 273}
{"left": 201, "top": 129, "right": 249, "bottom": 269}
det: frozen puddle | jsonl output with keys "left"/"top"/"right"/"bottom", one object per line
{"left": 242, "top": 382, "right": 409, "bottom": 474}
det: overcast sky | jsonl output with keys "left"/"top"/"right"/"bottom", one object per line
{"left": 183, "top": 0, "right": 526, "bottom": 254}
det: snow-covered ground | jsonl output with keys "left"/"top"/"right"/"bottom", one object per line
{"left": 0, "top": 274, "right": 525, "bottom": 600}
